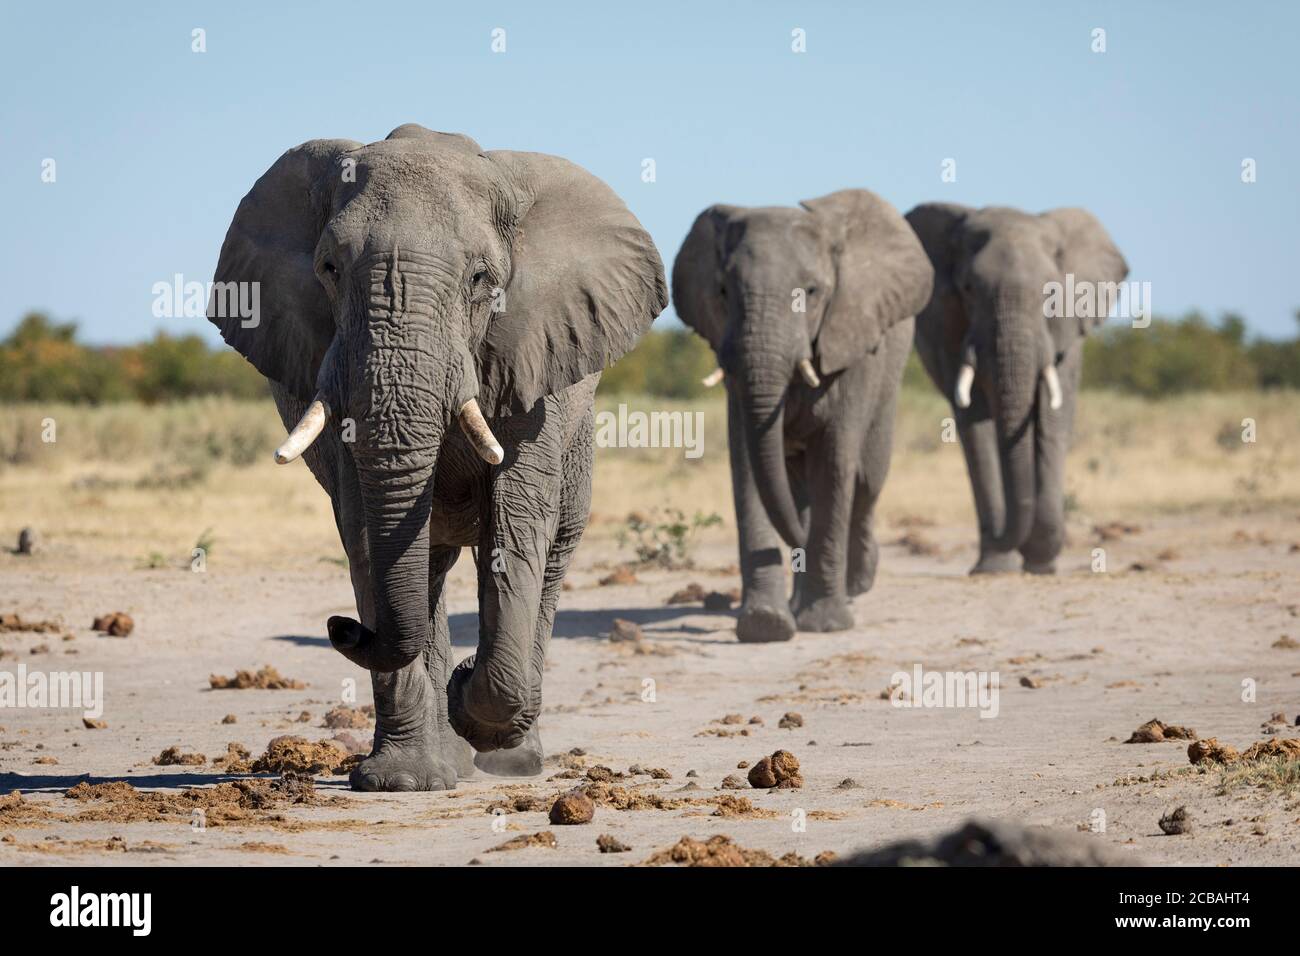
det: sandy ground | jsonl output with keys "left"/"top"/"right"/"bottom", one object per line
{"left": 2, "top": 508, "right": 1298, "bottom": 866}
{"left": 2, "top": 391, "right": 1299, "bottom": 865}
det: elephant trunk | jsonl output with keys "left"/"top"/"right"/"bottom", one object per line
{"left": 734, "top": 301, "right": 808, "bottom": 550}
{"left": 988, "top": 298, "right": 1042, "bottom": 552}
{"left": 328, "top": 258, "right": 455, "bottom": 673}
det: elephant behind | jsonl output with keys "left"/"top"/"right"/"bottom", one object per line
{"left": 674, "top": 190, "right": 933, "bottom": 642}
{"left": 208, "top": 125, "right": 665, "bottom": 790}
{"left": 906, "top": 203, "right": 1128, "bottom": 574}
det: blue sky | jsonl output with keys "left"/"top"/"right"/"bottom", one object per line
{"left": 2, "top": 0, "right": 1297, "bottom": 343}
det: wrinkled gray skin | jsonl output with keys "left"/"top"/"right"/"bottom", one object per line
{"left": 208, "top": 126, "right": 665, "bottom": 790}
{"left": 674, "top": 191, "right": 933, "bottom": 641}
{"left": 906, "top": 204, "right": 1127, "bottom": 574}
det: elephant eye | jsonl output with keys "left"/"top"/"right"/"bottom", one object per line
{"left": 322, "top": 262, "right": 337, "bottom": 276}
{"left": 472, "top": 270, "right": 488, "bottom": 286}
{"left": 805, "top": 286, "right": 817, "bottom": 296}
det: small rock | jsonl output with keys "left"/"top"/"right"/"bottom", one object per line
{"left": 1019, "top": 676, "right": 1042, "bottom": 689}
{"left": 666, "top": 583, "right": 706, "bottom": 605}
{"left": 1158, "top": 806, "right": 1193, "bottom": 835}
{"left": 720, "top": 774, "right": 748, "bottom": 790}
{"left": 16, "top": 528, "right": 36, "bottom": 555}
{"left": 608, "top": 619, "right": 643, "bottom": 643}
{"left": 835, "top": 778, "right": 862, "bottom": 790}
{"left": 549, "top": 790, "right": 595, "bottom": 825}
{"left": 778, "top": 712, "right": 804, "bottom": 729}
{"left": 81, "top": 718, "right": 107, "bottom": 730}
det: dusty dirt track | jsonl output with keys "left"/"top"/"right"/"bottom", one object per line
{"left": 2, "top": 510, "right": 1298, "bottom": 866}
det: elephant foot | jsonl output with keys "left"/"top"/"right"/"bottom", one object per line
{"left": 473, "top": 722, "right": 544, "bottom": 777}
{"left": 1022, "top": 558, "right": 1057, "bottom": 575}
{"left": 736, "top": 601, "right": 796, "bottom": 643}
{"left": 792, "top": 594, "right": 854, "bottom": 633}
{"left": 350, "top": 739, "right": 458, "bottom": 792}
{"left": 970, "top": 551, "right": 1021, "bottom": 575}
{"left": 846, "top": 567, "right": 878, "bottom": 597}
{"left": 442, "top": 723, "right": 477, "bottom": 779}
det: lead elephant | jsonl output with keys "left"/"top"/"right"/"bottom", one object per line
{"left": 905, "top": 203, "right": 1128, "bottom": 574}
{"left": 673, "top": 191, "right": 933, "bottom": 642}
{"left": 208, "top": 125, "right": 666, "bottom": 790}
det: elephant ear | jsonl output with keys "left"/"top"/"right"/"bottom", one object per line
{"left": 801, "top": 190, "right": 934, "bottom": 374}
{"left": 671, "top": 205, "right": 737, "bottom": 353}
{"left": 1040, "top": 207, "right": 1129, "bottom": 344}
{"left": 207, "top": 138, "right": 360, "bottom": 401}
{"left": 905, "top": 202, "right": 974, "bottom": 381}
{"left": 478, "top": 151, "right": 667, "bottom": 417}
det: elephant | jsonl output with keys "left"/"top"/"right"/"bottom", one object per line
{"left": 207, "top": 125, "right": 666, "bottom": 790}
{"left": 673, "top": 190, "right": 934, "bottom": 642}
{"left": 905, "top": 203, "right": 1128, "bottom": 575}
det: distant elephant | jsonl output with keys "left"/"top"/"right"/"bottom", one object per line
{"left": 906, "top": 203, "right": 1127, "bottom": 574}
{"left": 674, "top": 191, "right": 933, "bottom": 642}
{"left": 208, "top": 125, "right": 666, "bottom": 790}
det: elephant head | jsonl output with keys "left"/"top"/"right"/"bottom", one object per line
{"left": 673, "top": 190, "right": 933, "bottom": 547}
{"left": 208, "top": 125, "right": 665, "bottom": 690}
{"left": 906, "top": 203, "right": 1127, "bottom": 553}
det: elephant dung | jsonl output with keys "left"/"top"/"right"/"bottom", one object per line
{"left": 1187, "top": 738, "right": 1240, "bottom": 765}
{"left": 249, "top": 735, "right": 348, "bottom": 775}
{"left": 549, "top": 790, "right": 595, "bottom": 825}
{"left": 702, "top": 589, "right": 739, "bottom": 611}
{"left": 596, "top": 834, "right": 631, "bottom": 853}
{"left": 1125, "top": 718, "right": 1197, "bottom": 743}
{"left": 91, "top": 612, "right": 134, "bottom": 637}
{"left": 747, "top": 749, "right": 803, "bottom": 789}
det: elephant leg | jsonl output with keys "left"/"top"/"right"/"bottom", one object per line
{"left": 849, "top": 320, "right": 910, "bottom": 596}
{"left": 790, "top": 428, "right": 856, "bottom": 633}
{"left": 958, "top": 407, "right": 1020, "bottom": 574}
{"left": 1021, "top": 346, "right": 1082, "bottom": 574}
{"left": 474, "top": 409, "right": 592, "bottom": 776}
{"left": 727, "top": 386, "right": 796, "bottom": 643}
{"left": 351, "top": 548, "right": 463, "bottom": 792}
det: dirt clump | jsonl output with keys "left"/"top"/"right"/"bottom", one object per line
{"left": 581, "top": 782, "right": 688, "bottom": 812}
{"left": 599, "top": 566, "right": 638, "bottom": 586}
{"left": 597, "top": 833, "right": 631, "bottom": 853}
{"left": 212, "top": 742, "right": 253, "bottom": 773}
{"left": 0, "top": 614, "right": 62, "bottom": 633}
{"left": 836, "top": 778, "right": 863, "bottom": 789}
{"left": 250, "top": 736, "right": 349, "bottom": 775}
{"left": 63, "top": 775, "right": 332, "bottom": 827}
{"left": 209, "top": 665, "right": 307, "bottom": 690}
{"left": 322, "top": 705, "right": 374, "bottom": 729}
{"left": 1187, "top": 738, "right": 1240, "bottom": 765}
{"left": 747, "top": 749, "right": 803, "bottom": 789}
{"left": 666, "top": 583, "right": 707, "bottom": 605}
{"left": 1126, "top": 718, "right": 1198, "bottom": 743}
{"left": 91, "top": 612, "right": 134, "bottom": 637}
{"left": 712, "top": 794, "right": 777, "bottom": 818}
{"left": 1272, "top": 635, "right": 1299, "bottom": 649}
{"left": 1159, "top": 806, "right": 1194, "bottom": 835}
{"left": 720, "top": 774, "right": 748, "bottom": 790}
{"left": 488, "top": 831, "right": 558, "bottom": 852}
{"left": 894, "top": 531, "right": 940, "bottom": 556}
{"left": 1241, "top": 738, "right": 1300, "bottom": 761}
{"left": 1094, "top": 521, "right": 1141, "bottom": 541}
{"left": 778, "top": 712, "right": 804, "bottom": 729}
{"left": 642, "top": 834, "right": 820, "bottom": 868}
{"left": 81, "top": 718, "right": 107, "bottom": 730}
{"left": 153, "top": 745, "right": 205, "bottom": 766}
{"left": 0, "top": 790, "right": 61, "bottom": 825}
{"left": 221, "top": 714, "right": 238, "bottom": 724}
{"left": 607, "top": 618, "right": 643, "bottom": 643}
{"left": 549, "top": 790, "right": 595, "bottom": 825}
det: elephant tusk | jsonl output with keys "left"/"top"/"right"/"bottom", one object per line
{"left": 701, "top": 367, "right": 725, "bottom": 388}
{"left": 797, "top": 358, "right": 821, "bottom": 389}
{"left": 274, "top": 394, "right": 330, "bottom": 464}
{"left": 1043, "top": 364, "right": 1063, "bottom": 411}
{"left": 459, "top": 398, "right": 505, "bottom": 465}
{"left": 954, "top": 363, "right": 975, "bottom": 409}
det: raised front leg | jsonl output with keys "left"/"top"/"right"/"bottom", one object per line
{"left": 789, "top": 425, "right": 857, "bottom": 632}
{"left": 726, "top": 386, "right": 796, "bottom": 643}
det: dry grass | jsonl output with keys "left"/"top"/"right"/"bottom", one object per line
{"left": 1215, "top": 757, "right": 1300, "bottom": 797}
{"left": 1, "top": 389, "right": 1298, "bottom": 568}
